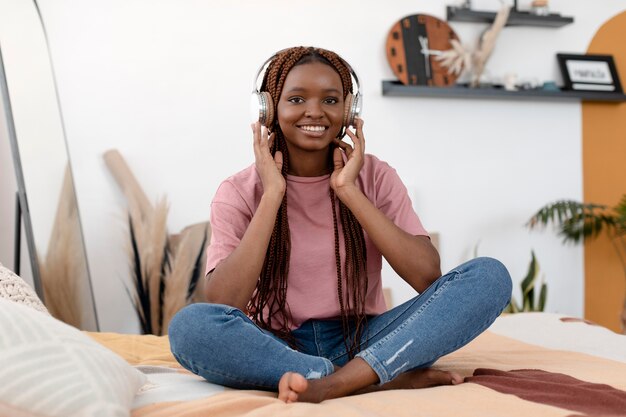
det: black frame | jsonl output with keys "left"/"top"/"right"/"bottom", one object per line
{"left": 557, "top": 53, "right": 623, "bottom": 93}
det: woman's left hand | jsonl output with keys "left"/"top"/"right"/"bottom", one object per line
{"left": 331, "top": 117, "right": 365, "bottom": 195}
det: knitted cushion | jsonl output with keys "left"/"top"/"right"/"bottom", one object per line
{"left": 0, "top": 263, "right": 49, "bottom": 315}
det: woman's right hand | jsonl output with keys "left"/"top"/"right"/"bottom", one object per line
{"left": 252, "top": 122, "right": 285, "bottom": 198}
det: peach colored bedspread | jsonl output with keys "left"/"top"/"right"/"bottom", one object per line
{"left": 90, "top": 329, "right": 626, "bottom": 417}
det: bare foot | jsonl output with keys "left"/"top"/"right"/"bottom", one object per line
{"left": 381, "top": 368, "right": 463, "bottom": 390}
{"left": 278, "top": 372, "right": 345, "bottom": 403}
{"left": 277, "top": 367, "right": 462, "bottom": 403}
{"left": 277, "top": 372, "right": 308, "bottom": 403}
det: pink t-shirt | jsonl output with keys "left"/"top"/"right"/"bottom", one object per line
{"left": 205, "top": 154, "right": 428, "bottom": 330}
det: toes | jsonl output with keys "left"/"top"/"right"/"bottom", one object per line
{"left": 277, "top": 372, "right": 294, "bottom": 402}
{"left": 437, "top": 370, "right": 456, "bottom": 385}
{"left": 289, "top": 372, "right": 308, "bottom": 393}
{"left": 424, "top": 369, "right": 460, "bottom": 387}
{"left": 286, "top": 391, "right": 298, "bottom": 403}
{"left": 450, "top": 372, "right": 464, "bottom": 385}
{"left": 278, "top": 372, "right": 308, "bottom": 403}
{"left": 435, "top": 370, "right": 462, "bottom": 386}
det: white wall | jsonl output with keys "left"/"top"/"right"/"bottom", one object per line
{"left": 2, "top": 0, "right": 626, "bottom": 332}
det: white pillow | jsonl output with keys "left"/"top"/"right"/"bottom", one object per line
{"left": 0, "top": 298, "right": 146, "bottom": 417}
{"left": 0, "top": 263, "right": 49, "bottom": 314}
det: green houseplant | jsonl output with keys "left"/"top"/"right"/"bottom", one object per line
{"left": 505, "top": 251, "right": 546, "bottom": 313}
{"left": 527, "top": 195, "right": 626, "bottom": 333}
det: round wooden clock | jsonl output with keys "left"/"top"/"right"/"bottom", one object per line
{"left": 386, "top": 14, "right": 461, "bottom": 87}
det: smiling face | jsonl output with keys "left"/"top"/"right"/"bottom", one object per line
{"left": 276, "top": 61, "right": 344, "bottom": 159}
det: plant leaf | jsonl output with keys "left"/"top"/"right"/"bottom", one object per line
{"left": 527, "top": 199, "right": 619, "bottom": 244}
{"left": 520, "top": 251, "right": 538, "bottom": 296}
{"left": 187, "top": 227, "right": 208, "bottom": 301}
{"left": 538, "top": 281, "right": 547, "bottom": 311}
{"left": 128, "top": 214, "right": 151, "bottom": 334}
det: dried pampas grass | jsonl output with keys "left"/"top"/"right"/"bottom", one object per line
{"left": 127, "top": 198, "right": 171, "bottom": 335}
{"left": 105, "top": 149, "right": 210, "bottom": 335}
{"left": 140, "top": 197, "right": 170, "bottom": 335}
{"left": 162, "top": 222, "right": 208, "bottom": 332}
{"left": 39, "top": 166, "right": 84, "bottom": 328}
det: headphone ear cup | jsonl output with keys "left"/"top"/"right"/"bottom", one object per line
{"left": 260, "top": 92, "right": 275, "bottom": 127}
{"left": 343, "top": 93, "right": 354, "bottom": 129}
{"left": 251, "top": 91, "right": 275, "bottom": 127}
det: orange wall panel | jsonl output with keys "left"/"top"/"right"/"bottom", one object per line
{"left": 583, "top": 11, "right": 626, "bottom": 332}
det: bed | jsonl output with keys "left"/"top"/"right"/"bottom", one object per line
{"left": 93, "top": 313, "right": 626, "bottom": 417}
{"left": 2, "top": 264, "right": 626, "bottom": 417}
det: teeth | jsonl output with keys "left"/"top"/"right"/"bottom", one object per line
{"left": 300, "top": 125, "right": 326, "bottom": 132}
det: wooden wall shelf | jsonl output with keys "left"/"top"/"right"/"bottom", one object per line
{"left": 446, "top": 6, "right": 574, "bottom": 28}
{"left": 381, "top": 81, "right": 626, "bottom": 102}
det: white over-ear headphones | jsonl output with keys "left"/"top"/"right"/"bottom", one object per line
{"left": 249, "top": 48, "right": 363, "bottom": 138}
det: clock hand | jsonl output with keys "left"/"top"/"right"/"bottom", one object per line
{"left": 419, "top": 35, "right": 428, "bottom": 51}
{"left": 418, "top": 36, "right": 431, "bottom": 79}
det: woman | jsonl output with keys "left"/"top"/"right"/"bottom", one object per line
{"left": 169, "top": 46, "right": 512, "bottom": 403}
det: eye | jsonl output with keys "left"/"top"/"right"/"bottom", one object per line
{"left": 288, "top": 97, "right": 304, "bottom": 104}
{"left": 324, "top": 97, "right": 339, "bottom": 105}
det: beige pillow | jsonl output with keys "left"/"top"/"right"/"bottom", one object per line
{"left": 0, "top": 263, "right": 49, "bottom": 314}
{"left": 0, "top": 297, "right": 146, "bottom": 417}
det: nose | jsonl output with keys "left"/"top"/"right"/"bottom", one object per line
{"left": 305, "top": 101, "right": 323, "bottom": 118}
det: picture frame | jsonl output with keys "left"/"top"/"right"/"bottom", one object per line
{"left": 557, "top": 53, "right": 623, "bottom": 93}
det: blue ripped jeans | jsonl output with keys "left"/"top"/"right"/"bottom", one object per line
{"left": 168, "top": 257, "right": 512, "bottom": 390}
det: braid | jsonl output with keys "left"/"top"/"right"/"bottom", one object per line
{"left": 249, "top": 47, "right": 368, "bottom": 357}
{"left": 337, "top": 195, "right": 368, "bottom": 358}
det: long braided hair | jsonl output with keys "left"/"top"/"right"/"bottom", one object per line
{"left": 248, "top": 47, "right": 368, "bottom": 358}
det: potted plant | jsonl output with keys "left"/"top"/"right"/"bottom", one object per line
{"left": 527, "top": 195, "right": 626, "bottom": 333}
{"left": 506, "top": 251, "right": 547, "bottom": 313}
